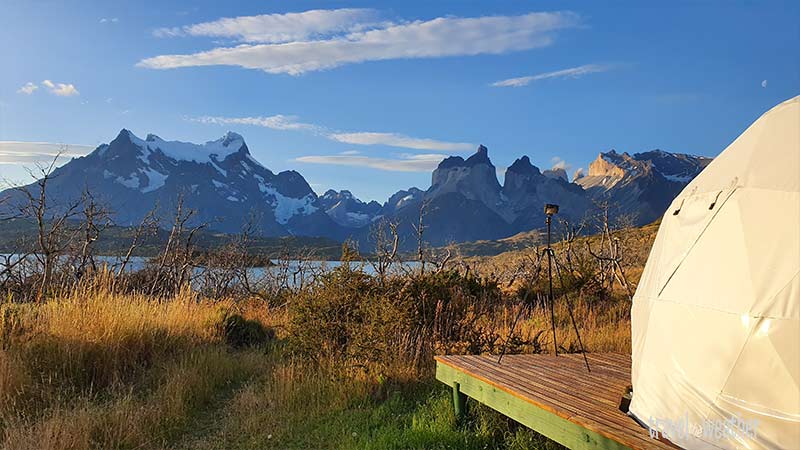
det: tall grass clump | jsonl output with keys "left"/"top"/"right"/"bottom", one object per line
{"left": 0, "top": 283, "right": 274, "bottom": 449}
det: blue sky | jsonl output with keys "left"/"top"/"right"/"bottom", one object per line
{"left": 1, "top": 0, "right": 797, "bottom": 201}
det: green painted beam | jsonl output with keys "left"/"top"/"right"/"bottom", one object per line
{"left": 436, "top": 361, "right": 632, "bottom": 450}
{"left": 452, "top": 381, "right": 467, "bottom": 421}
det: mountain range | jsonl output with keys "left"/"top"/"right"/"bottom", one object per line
{"left": 0, "top": 129, "right": 711, "bottom": 249}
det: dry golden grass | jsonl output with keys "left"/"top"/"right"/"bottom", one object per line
{"left": 0, "top": 287, "right": 275, "bottom": 450}
{"left": 0, "top": 247, "right": 639, "bottom": 449}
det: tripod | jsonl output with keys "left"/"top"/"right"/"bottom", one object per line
{"left": 498, "top": 205, "right": 590, "bottom": 372}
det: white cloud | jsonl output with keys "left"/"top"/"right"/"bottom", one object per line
{"left": 340, "top": 150, "right": 360, "bottom": 155}
{"left": 328, "top": 132, "right": 472, "bottom": 152}
{"left": 191, "top": 114, "right": 320, "bottom": 131}
{"left": 154, "top": 8, "right": 382, "bottom": 43}
{"left": 0, "top": 141, "right": 94, "bottom": 165}
{"left": 550, "top": 156, "right": 571, "bottom": 170}
{"left": 492, "top": 63, "right": 611, "bottom": 87}
{"left": 295, "top": 153, "right": 444, "bottom": 172}
{"left": 41, "top": 79, "right": 80, "bottom": 96}
{"left": 140, "top": 11, "right": 579, "bottom": 75}
{"left": 17, "top": 82, "right": 38, "bottom": 94}
{"left": 100, "top": 17, "right": 119, "bottom": 23}
{"left": 191, "top": 114, "right": 472, "bottom": 152}
{"left": 761, "top": 79, "right": 768, "bottom": 88}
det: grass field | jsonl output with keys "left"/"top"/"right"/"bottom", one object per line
{"left": 0, "top": 223, "right": 652, "bottom": 449}
{"left": 0, "top": 291, "right": 630, "bottom": 448}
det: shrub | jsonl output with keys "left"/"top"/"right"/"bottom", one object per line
{"left": 287, "top": 266, "right": 505, "bottom": 376}
{"left": 219, "top": 313, "right": 275, "bottom": 348}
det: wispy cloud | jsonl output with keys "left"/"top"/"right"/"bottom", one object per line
{"left": 41, "top": 80, "right": 80, "bottom": 96}
{"left": 190, "top": 114, "right": 472, "bottom": 152}
{"left": 100, "top": 17, "right": 119, "bottom": 23}
{"left": 154, "top": 8, "right": 382, "bottom": 43}
{"left": 192, "top": 114, "right": 320, "bottom": 131}
{"left": 140, "top": 11, "right": 579, "bottom": 75}
{"left": 491, "top": 63, "right": 611, "bottom": 88}
{"left": 0, "top": 141, "right": 94, "bottom": 165}
{"left": 328, "top": 132, "right": 472, "bottom": 152}
{"left": 550, "top": 156, "right": 571, "bottom": 170}
{"left": 295, "top": 153, "right": 445, "bottom": 172}
{"left": 17, "top": 82, "right": 38, "bottom": 95}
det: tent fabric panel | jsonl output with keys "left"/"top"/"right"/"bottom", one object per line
{"left": 658, "top": 190, "right": 754, "bottom": 312}
{"left": 629, "top": 298, "right": 756, "bottom": 449}
{"left": 719, "top": 315, "right": 800, "bottom": 419}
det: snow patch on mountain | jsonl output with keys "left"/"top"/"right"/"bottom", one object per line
{"left": 140, "top": 168, "right": 167, "bottom": 193}
{"left": 129, "top": 131, "right": 244, "bottom": 164}
{"left": 258, "top": 182, "right": 318, "bottom": 224}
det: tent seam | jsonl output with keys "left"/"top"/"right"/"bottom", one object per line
{"left": 657, "top": 187, "right": 739, "bottom": 298}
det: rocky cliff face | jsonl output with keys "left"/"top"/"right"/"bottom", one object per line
{"left": 427, "top": 145, "right": 511, "bottom": 221}
{"left": 577, "top": 149, "right": 711, "bottom": 223}
{"left": 502, "top": 155, "right": 592, "bottom": 232}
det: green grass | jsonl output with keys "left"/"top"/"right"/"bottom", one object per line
{"left": 180, "top": 361, "right": 564, "bottom": 450}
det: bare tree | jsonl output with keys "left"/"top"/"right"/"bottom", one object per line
{"left": 117, "top": 207, "right": 159, "bottom": 276}
{"left": 12, "top": 151, "right": 82, "bottom": 299}
{"left": 147, "top": 195, "right": 207, "bottom": 296}
{"left": 368, "top": 217, "right": 399, "bottom": 283}
{"left": 72, "top": 188, "right": 113, "bottom": 280}
{"left": 586, "top": 201, "right": 635, "bottom": 300}
{"left": 412, "top": 199, "right": 430, "bottom": 273}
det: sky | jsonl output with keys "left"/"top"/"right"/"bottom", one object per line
{"left": 1, "top": 0, "right": 798, "bottom": 201}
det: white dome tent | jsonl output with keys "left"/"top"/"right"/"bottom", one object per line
{"left": 630, "top": 96, "right": 800, "bottom": 449}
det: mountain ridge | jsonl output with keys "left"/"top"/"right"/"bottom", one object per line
{"left": 0, "top": 129, "right": 711, "bottom": 248}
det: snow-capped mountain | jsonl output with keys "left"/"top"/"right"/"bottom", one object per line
{"left": 381, "top": 187, "right": 424, "bottom": 216}
{"left": 0, "top": 129, "right": 341, "bottom": 237}
{"left": 318, "top": 189, "right": 382, "bottom": 228}
{"left": 0, "top": 130, "right": 711, "bottom": 248}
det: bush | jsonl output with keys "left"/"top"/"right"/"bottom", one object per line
{"left": 218, "top": 313, "right": 275, "bottom": 348}
{"left": 287, "top": 266, "right": 504, "bottom": 376}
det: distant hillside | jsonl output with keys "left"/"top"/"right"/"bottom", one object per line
{"left": 474, "top": 221, "right": 662, "bottom": 287}
{"left": 0, "top": 218, "right": 343, "bottom": 260}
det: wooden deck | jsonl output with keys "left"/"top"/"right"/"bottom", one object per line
{"left": 435, "top": 353, "right": 677, "bottom": 450}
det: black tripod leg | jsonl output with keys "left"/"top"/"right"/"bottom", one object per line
{"left": 552, "top": 251, "right": 591, "bottom": 372}
{"left": 497, "top": 299, "right": 530, "bottom": 364}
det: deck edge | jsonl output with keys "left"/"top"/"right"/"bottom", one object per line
{"left": 435, "top": 357, "right": 634, "bottom": 450}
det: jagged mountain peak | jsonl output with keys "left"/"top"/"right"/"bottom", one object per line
{"left": 218, "top": 131, "right": 245, "bottom": 147}
{"left": 437, "top": 144, "right": 493, "bottom": 170}
{"left": 318, "top": 189, "right": 381, "bottom": 228}
{"left": 507, "top": 155, "right": 541, "bottom": 175}
{"left": 587, "top": 150, "right": 646, "bottom": 178}
{"left": 543, "top": 167, "right": 568, "bottom": 182}
{"left": 465, "top": 144, "right": 492, "bottom": 166}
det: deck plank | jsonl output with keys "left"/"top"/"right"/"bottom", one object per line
{"left": 454, "top": 357, "right": 656, "bottom": 445}
{"left": 435, "top": 353, "right": 677, "bottom": 450}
